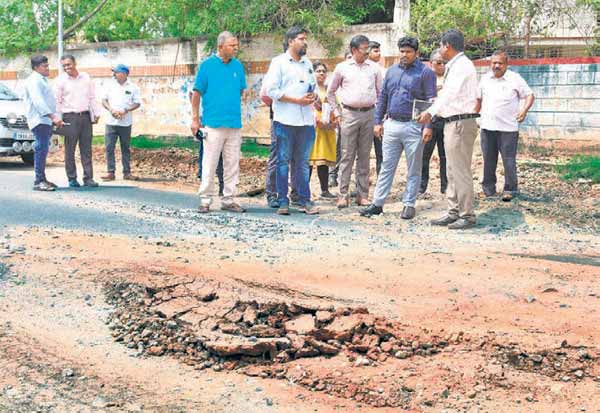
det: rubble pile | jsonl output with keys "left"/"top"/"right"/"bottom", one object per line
{"left": 492, "top": 343, "right": 598, "bottom": 382}
{"left": 104, "top": 280, "right": 600, "bottom": 407}
{"left": 104, "top": 280, "right": 453, "bottom": 407}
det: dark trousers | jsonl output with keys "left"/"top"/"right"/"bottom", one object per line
{"left": 420, "top": 125, "right": 447, "bottom": 193}
{"left": 309, "top": 165, "right": 329, "bottom": 193}
{"left": 32, "top": 124, "right": 52, "bottom": 184}
{"left": 198, "top": 138, "right": 224, "bottom": 195}
{"left": 105, "top": 125, "right": 132, "bottom": 174}
{"left": 63, "top": 112, "right": 94, "bottom": 181}
{"left": 481, "top": 129, "right": 519, "bottom": 194}
{"left": 373, "top": 135, "right": 383, "bottom": 176}
{"left": 329, "top": 126, "right": 342, "bottom": 180}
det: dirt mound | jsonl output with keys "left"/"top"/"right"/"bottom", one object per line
{"left": 49, "top": 147, "right": 268, "bottom": 194}
{"left": 104, "top": 278, "right": 600, "bottom": 409}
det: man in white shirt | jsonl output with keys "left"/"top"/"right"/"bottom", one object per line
{"left": 475, "top": 50, "right": 534, "bottom": 202}
{"left": 101, "top": 64, "right": 141, "bottom": 181}
{"left": 417, "top": 29, "right": 480, "bottom": 230}
{"left": 264, "top": 26, "right": 319, "bottom": 215}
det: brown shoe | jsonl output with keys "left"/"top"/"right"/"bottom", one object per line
{"left": 298, "top": 202, "right": 319, "bottom": 215}
{"left": 198, "top": 205, "right": 210, "bottom": 213}
{"left": 221, "top": 203, "right": 246, "bottom": 213}
{"left": 277, "top": 206, "right": 290, "bottom": 215}
{"left": 337, "top": 196, "right": 349, "bottom": 209}
{"left": 356, "top": 197, "right": 370, "bottom": 206}
{"left": 101, "top": 173, "right": 115, "bottom": 181}
{"left": 123, "top": 173, "right": 139, "bottom": 181}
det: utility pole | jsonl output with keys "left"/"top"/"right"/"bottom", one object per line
{"left": 58, "top": 0, "right": 63, "bottom": 68}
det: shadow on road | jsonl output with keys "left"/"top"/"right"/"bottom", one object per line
{"left": 477, "top": 207, "right": 526, "bottom": 233}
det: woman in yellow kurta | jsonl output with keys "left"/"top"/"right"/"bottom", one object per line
{"left": 309, "top": 62, "right": 337, "bottom": 198}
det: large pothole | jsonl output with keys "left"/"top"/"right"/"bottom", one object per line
{"left": 104, "top": 278, "right": 600, "bottom": 409}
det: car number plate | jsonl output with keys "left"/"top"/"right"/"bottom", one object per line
{"left": 13, "top": 132, "right": 33, "bottom": 141}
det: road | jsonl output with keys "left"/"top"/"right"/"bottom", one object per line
{"left": 1, "top": 160, "right": 599, "bottom": 412}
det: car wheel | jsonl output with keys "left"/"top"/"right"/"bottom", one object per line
{"left": 21, "top": 153, "right": 34, "bottom": 166}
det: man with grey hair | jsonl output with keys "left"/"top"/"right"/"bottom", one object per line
{"left": 475, "top": 49, "right": 534, "bottom": 202}
{"left": 420, "top": 48, "right": 448, "bottom": 195}
{"left": 191, "top": 31, "right": 247, "bottom": 213}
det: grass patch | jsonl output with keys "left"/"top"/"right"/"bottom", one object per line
{"left": 557, "top": 155, "right": 600, "bottom": 183}
{"left": 92, "top": 135, "right": 269, "bottom": 158}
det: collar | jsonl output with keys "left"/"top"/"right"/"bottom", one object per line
{"left": 214, "top": 52, "right": 235, "bottom": 64}
{"left": 488, "top": 70, "right": 509, "bottom": 80}
{"left": 32, "top": 71, "right": 46, "bottom": 81}
{"left": 62, "top": 71, "right": 84, "bottom": 80}
{"left": 398, "top": 59, "right": 421, "bottom": 70}
{"left": 286, "top": 51, "right": 306, "bottom": 64}
{"left": 349, "top": 58, "right": 371, "bottom": 66}
{"left": 446, "top": 52, "right": 464, "bottom": 68}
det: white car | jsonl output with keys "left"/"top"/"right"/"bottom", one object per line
{"left": 0, "top": 83, "right": 59, "bottom": 165}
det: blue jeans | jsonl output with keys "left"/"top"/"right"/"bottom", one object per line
{"left": 265, "top": 121, "right": 278, "bottom": 198}
{"left": 372, "top": 120, "right": 424, "bottom": 208}
{"left": 273, "top": 121, "right": 315, "bottom": 207}
{"left": 266, "top": 121, "right": 297, "bottom": 199}
{"left": 32, "top": 124, "right": 52, "bottom": 184}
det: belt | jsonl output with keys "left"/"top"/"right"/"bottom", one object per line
{"left": 63, "top": 111, "right": 90, "bottom": 116}
{"left": 441, "top": 113, "right": 480, "bottom": 123}
{"left": 389, "top": 116, "right": 413, "bottom": 122}
{"left": 342, "top": 104, "right": 374, "bottom": 112}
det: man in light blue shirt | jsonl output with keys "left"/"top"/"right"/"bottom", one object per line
{"left": 190, "top": 31, "right": 247, "bottom": 214}
{"left": 264, "top": 26, "right": 318, "bottom": 215}
{"left": 23, "top": 55, "right": 64, "bottom": 191}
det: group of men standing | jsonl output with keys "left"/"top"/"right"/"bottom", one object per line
{"left": 23, "top": 26, "right": 533, "bottom": 230}
{"left": 24, "top": 55, "right": 140, "bottom": 191}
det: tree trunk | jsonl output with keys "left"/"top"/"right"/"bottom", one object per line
{"left": 523, "top": 14, "right": 532, "bottom": 58}
{"left": 63, "top": 0, "right": 111, "bottom": 40}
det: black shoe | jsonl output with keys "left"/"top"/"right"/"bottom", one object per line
{"left": 267, "top": 196, "right": 280, "bottom": 209}
{"left": 320, "top": 191, "right": 336, "bottom": 199}
{"left": 83, "top": 179, "right": 99, "bottom": 187}
{"left": 68, "top": 179, "right": 81, "bottom": 188}
{"left": 431, "top": 215, "right": 459, "bottom": 226}
{"left": 448, "top": 218, "right": 476, "bottom": 230}
{"left": 401, "top": 206, "right": 416, "bottom": 220}
{"left": 360, "top": 204, "right": 383, "bottom": 218}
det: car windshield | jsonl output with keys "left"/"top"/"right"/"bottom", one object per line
{"left": 0, "top": 84, "right": 20, "bottom": 101}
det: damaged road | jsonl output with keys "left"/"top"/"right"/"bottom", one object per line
{"left": 0, "top": 158, "right": 599, "bottom": 412}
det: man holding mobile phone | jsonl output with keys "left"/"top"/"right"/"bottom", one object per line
{"left": 263, "top": 26, "right": 318, "bottom": 215}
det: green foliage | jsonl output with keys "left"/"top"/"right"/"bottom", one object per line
{"left": 0, "top": 0, "right": 394, "bottom": 58}
{"left": 409, "top": 0, "right": 516, "bottom": 58}
{"left": 558, "top": 155, "right": 600, "bottom": 184}
{"left": 92, "top": 135, "right": 269, "bottom": 158}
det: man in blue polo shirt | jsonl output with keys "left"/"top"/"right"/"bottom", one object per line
{"left": 191, "top": 31, "right": 247, "bottom": 213}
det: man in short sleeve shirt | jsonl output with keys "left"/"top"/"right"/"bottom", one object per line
{"left": 191, "top": 31, "right": 247, "bottom": 214}
{"left": 475, "top": 50, "right": 534, "bottom": 202}
{"left": 101, "top": 64, "right": 141, "bottom": 181}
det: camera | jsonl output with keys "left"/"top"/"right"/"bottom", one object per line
{"left": 195, "top": 128, "right": 208, "bottom": 141}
